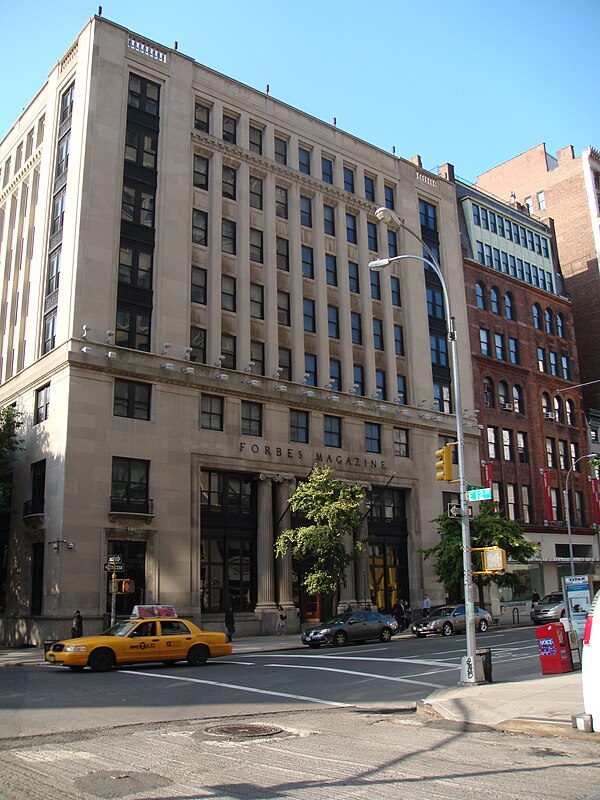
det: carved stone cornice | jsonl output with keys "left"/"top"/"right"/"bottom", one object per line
{"left": 0, "top": 150, "right": 41, "bottom": 206}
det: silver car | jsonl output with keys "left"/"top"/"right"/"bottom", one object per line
{"left": 411, "top": 604, "right": 492, "bottom": 637}
{"left": 530, "top": 592, "right": 565, "bottom": 624}
{"left": 301, "top": 611, "right": 399, "bottom": 648}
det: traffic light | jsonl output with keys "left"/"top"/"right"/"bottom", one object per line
{"left": 482, "top": 547, "right": 506, "bottom": 573}
{"left": 435, "top": 444, "right": 453, "bottom": 482}
{"left": 116, "top": 579, "right": 136, "bottom": 594}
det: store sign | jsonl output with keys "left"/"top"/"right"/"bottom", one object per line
{"left": 239, "top": 441, "right": 387, "bottom": 471}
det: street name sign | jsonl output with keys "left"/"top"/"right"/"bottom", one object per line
{"left": 107, "top": 555, "right": 123, "bottom": 563}
{"left": 104, "top": 563, "right": 125, "bottom": 572}
{"left": 467, "top": 487, "right": 492, "bottom": 502}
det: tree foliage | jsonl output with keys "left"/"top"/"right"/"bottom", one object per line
{"left": 0, "top": 405, "right": 22, "bottom": 511}
{"left": 274, "top": 466, "right": 365, "bottom": 595}
{"left": 423, "top": 501, "right": 538, "bottom": 602}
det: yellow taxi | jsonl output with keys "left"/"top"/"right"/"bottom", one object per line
{"left": 45, "top": 605, "right": 232, "bottom": 672}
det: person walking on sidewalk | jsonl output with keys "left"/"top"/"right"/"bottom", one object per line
{"left": 276, "top": 604, "right": 287, "bottom": 636}
{"left": 422, "top": 594, "right": 431, "bottom": 617}
{"left": 224, "top": 605, "right": 235, "bottom": 642}
{"left": 71, "top": 610, "right": 83, "bottom": 638}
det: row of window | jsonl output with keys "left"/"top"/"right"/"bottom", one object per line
{"left": 475, "top": 241, "right": 554, "bottom": 293}
{"left": 486, "top": 425, "right": 582, "bottom": 468}
{"left": 479, "top": 329, "right": 520, "bottom": 364}
{"left": 2, "top": 114, "right": 46, "bottom": 190}
{"left": 194, "top": 101, "right": 397, "bottom": 209}
{"left": 472, "top": 203, "right": 550, "bottom": 257}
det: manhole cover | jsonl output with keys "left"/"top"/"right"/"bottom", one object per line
{"left": 206, "top": 723, "right": 283, "bottom": 738}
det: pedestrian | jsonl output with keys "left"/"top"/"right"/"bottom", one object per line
{"left": 224, "top": 605, "right": 235, "bottom": 642}
{"left": 531, "top": 589, "right": 540, "bottom": 604}
{"left": 422, "top": 594, "right": 431, "bottom": 617}
{"left": 276, "top": 604, "right": 287, "bottom": 636}
{"left": 403, "top": 599, "right": 412, "bottom": 628}
{"left": 393, "top": 600, "right": 405, "bottom": 632}
{"left": 71, "top": 610, "right": 83, "bottom": 638}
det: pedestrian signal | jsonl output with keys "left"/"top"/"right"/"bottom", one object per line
{"left": 435, "top": 444, "right": 453, "bottom": 482}
{"left": 116, "top": 579, "right": 136, "bottom": 594}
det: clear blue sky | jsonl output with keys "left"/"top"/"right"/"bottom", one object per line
{"left": 1, "top": 0, "right": 597, "bottom": 182}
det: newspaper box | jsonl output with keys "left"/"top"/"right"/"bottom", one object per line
{"left": 536, "top": 622, "right": 573, "bottom": 675}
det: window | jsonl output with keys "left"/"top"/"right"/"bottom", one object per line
{"left": 373, "top": 318, "right": 384, "bottom": 350}
{"left": 303, "top": 298, "right": 316, "bottom": 332}
{"left": 329, "top": 358, "right": 342, "bottom": 391}
{"left": 502, "top": 429, "right": 514, "bottom": 461}
{"left": 249, "top": 125, "right": 262, "bottom": 154}
{"left": 558, "top": 439, "right": 568, "bottom": 470}
{"left": 343, "top": 166, "right": 355, "bottom": 193}
{"left": 375, "top": 369, "right": 386, "bottom": 401}
{"left": 274, "top": 136, "right": 287, "bottom": 165}
{"left": 487, "top": 427, "right": 498, "bottom": 459}
{"left": 480, "top": 328, "right": 490, "bottom": 356}
{"left": 304, "top": 353, "right": 317, "bottom": 386}
{"left": 473, "top": 204, "right": 481, "bottom": 225}
{"left": 324, "top": 204, "right": 335, "bottom": 236}
{"left": 427, "top": 286, "right": 444, "bottom": 319}
{"left": 324, "top": 416, "right": 342, "bottom": 448}
{"left": 116, "top": 305, "right": 150, "bottom": 351}
{"left": 221, "top": 219, "right": 236, "bottom": 254}
{"left": 221, "top": 333, "right": 236, "bottom": 369}
{"left": 561, "top": 355, "right": 571, "bottom": 380}
{"left": 494, "top": 333, "right": 505, "bottom": 360}
{"left": 222, "top": 165, "right": 236, "bottom": 200}
{"left": 250, "top": 340, "right": 264, "bottom": 375}
{"left": 537, "top": 190, "right": 546, "bottom": 211}
{"left": 489, "top": 211, "right": 497, "bottom": 233}
{"left": 391, "top": 276, "right": 401, "bottom": 306}
{"left": 545, "top": 308, "right": 554, "bottom": 334}
{"left": 546, "top": 438, "right": 556, "bottom": 468}
{"left": 498, "top": 381, "right": 509, "bottom": 406}
{"left": 397, "top": 374, "right": 407, "bottom": 404}
{"left": 508, "top": 337, "right": 519, "bottom": 365}
{"left": 388, "top": 229, "right": 398, "bottom": 256}
{"left": 249, "top": 175, "right": 263, "bottom": 209}
{"left": 298, "top": 147, "right": 311, "bottom": 175}
{"left": 364, "top": 175, "right": 375, "bottom": 201}
{"left": 55, "top": 133, "right": 70, "bottom": 177}
{"left": 277, "top": 291, "right": 290, "bottom": 326}
{"left": 384, "top": 185, "right": 395, "bottom": 209}
{"left": 490, "top": 287, "right": 500, "bottom": 314}
{"left": 556, "top": 314, "right": 565, "bottom": 338}
{"left": 290, "top": 410, "right": 309, "bottom": 443}
{"left": 484, "top": 244, "right": 492, "bottom": 267}
{"left": 493, "top": 249, "right": 501, "bottom": 271}
{"left": 325, "top": 254, "right": 338, "bottom": 286}
{"left": 419, "top": 199, "right": 437, "bottom": 231}
{"left": 475, "top": 283, "right": 486, "bottom": 310}
{"left": 354, "top": 364, "right": 365, "bottom": 396}
{"left": 522, "top": 486, "right": 532, "bottom": 523}
{"left": 484, "top": 377, "right": 494, "bottom": 407}
{"left": 367, "top": 222, "right": 378, "bottom": 251}
{"left": 221, "top": 275, "right": 236, "bottom": 311}
{"left": 430, "top": 334, "right": 447, "bottom": 366}
{"left": 506, "top": 484, "right": 517, "bottom": 521}
{"left": 300, "top": 195, "right": 312, "bottom": 227}
{"left": 191, "top": 266, "right": 207, "bottom": 304}
{"left": 476, "top": 241, "right": 485, "bottom": 264}
{"left": 276, "top": 237, "right": 289, "bottom": 270}
{"left": 111, "top": 457, "right": 150, "bottom": 513}
{"left": 566, "top": 399, "right": 576, "bottom": 426}
{"left": 51, "top": 189, "right": 66, "bottom": 235}
{"left": 250, "top": 282, "right": 264, "bottom": 319}
{"left": 302, "top": 245, "right": 314, "bottom": 278}
{"left": 275, "top": 185, "right": 288, "bottom": 218}
{"left": 517, "top": 432, "right": 528, "bottom": 464}
{"left": 394, "top": 428, "right": 409, "bottom": 458}
{"left": 328, "top": 305, "right": 340, "bottom": 338}
{"left": 200, "top": 394, "right": 223, "bottom": 431}
{"left": 365, "top": 423, "right": 381, "bottom": 453}
{"left": 60, "top": 82, "right": 75, "bottom": 123}
{"left": 348, "top": 261, "right": 360, "bottom": 293}
{"left": 513, "top": 384, "right": 524, "bottom": 414}
{"left": 222, "top": 114, "right": 237, "bottom": 144}
{"left": 346, "top": 213, "right": 357, "bottom": 244}
{"left": 250, "top": 228, "right": 263, "bottom": 262}
{"left": 190, "top": 326, "right": 206, "bottom": 363}
{"left": 47, "top": 249, "right": 61, "bottom": 296}
{"left": 537, "top": 347, "right": 546, "bottom": 373}
{"left": 321, "top": 157, "right": 333, "bottom": 184}
{"left": 351, "top": 312, "right": 362, "bottom": 344}
{"left": 121, "top": 184, "right": 155, "bottom": 228}
{"left": 394, "top": 324, "right": 404, "bottom": 356}
{"left": 193, "top": 154, "right": 209, "bottom": 189}
{"left": 541, "top": 392, "right": 552, "bottom": 415}
{"left": 192, "top": 209, "right": 208, "bottom": 245}
{"left": 278, "top": 347, "right": 291, "bottom": 381}
{"left": 549, "top": 351, "right": 558, "bottom": 377}
{"left": 241, "top": 401, "right": 262, "bottom": 436}
{"left": 370, "top": 270, "right": 381, "bottom": 300}
{"left": 25, "top": 129, "right": 34, "bottom": 160}
{"left": 35, "top": 385, "right": 50, "bottom": 424}
{"left": 505, "top": 293, "right": 514, "bottom": 319}
{"left": 114, "top": 379, "right": 151, "bottom": 420}
{"left": 194, "top": 102, "right": 210, "bottom": 132}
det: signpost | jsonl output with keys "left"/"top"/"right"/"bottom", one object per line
{"left": 106, "top": 556, "right": 126, "bottom": 626}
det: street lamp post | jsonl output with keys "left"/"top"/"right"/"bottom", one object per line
{"left": 369, "top": 206, "right": 483, "bottom": 684}
{"left": 564, "top": 453, "right": 596, "bottom": 577}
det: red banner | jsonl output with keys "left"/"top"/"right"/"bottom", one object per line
{"left": 592, "top": 478, "right": 600, "bottom": 526}
{"left": 542, "top": 470, "right": 553, "bottom": 521}
{"left": 484, "top": 462, "right": 492, "bottom": 489}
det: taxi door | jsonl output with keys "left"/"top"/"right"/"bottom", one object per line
{"left": 123, "top": 621, "right": 161, "bottom": 662}
{"left": 158, "top": 619, "right": 195, "bottom": 661}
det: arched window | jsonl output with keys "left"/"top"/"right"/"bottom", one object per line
{"left": 498, "top": 380, "right": 509, "bottom": 407}
{"left": 545, "top": 308, "right": 554, "bottom": 334}
{"left": 532, "top": 304, "right": 542, "bottom": 329}
{"left": 513, "top": 384, "right": 524, "bottom": 414}
{"left": 541, "top": 392, "right": 552, "bottom": 415}
{"left": 556, "top": 313, "right": 565, "bottom": 338}
{"left": 484, "top": 377, "right": 494, "bottom": 408}
{"left": 475, "top": 282, "right": 486, "bottom": 310}
{"left": 553, "top": 395, "right": 564, "bottom": 423}
{"left": 504, "top": 292, "right": 515, "bottom": 320}
{"left": 566, "top": 399, "right": 576, "bottom": 426}
{"left": 490, "top": 287, "right": 500, "bottom": 314}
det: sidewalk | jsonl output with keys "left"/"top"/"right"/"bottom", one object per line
{"left": 1, "top": 634, "right": 596, "bottom": 740}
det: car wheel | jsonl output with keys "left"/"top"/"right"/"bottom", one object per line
{"left": 187, "top": 644, "right": 209, "bottom": 666}
{"left": 308, "top": 643, "right": 321, "bottom": 649}
{"left": 68, "top": 665, "right": 85, "bottom": 672}
{"left": 333, "top": 631, "right": 347, "bottom": 647}
{"left": 478, "top": 619, "right": 489, "bottom": 632}
{"left": 415, "top": 633, "right": 427, "bottom": 638}
{"left": 379, "top": 628, "right": 392, "bottom": 643}
{"left": 88, "top": 648, "right": 115, "bottom": 672}
{"left": 441, "top": 622, "right": 453, "bottom": 637}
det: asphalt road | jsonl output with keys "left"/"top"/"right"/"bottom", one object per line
{"left": 0, "top": 628, "right": 542, "bottom": 739}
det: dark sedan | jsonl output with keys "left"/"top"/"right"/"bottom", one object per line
{"left": 301, "top": 610, "right": 399, "bottom": 648}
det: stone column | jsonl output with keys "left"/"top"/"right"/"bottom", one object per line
{"left": 255, "top": 475, "right": 275, "bottom": 611}
{"left": 275, "top": 477, "right": 296, "bottom": 607}
{"left": 355, "top": 497, "right": 371, "bottom": 610}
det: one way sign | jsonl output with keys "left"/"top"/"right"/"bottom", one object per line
{"left": 447, "top": 504, "right": 473, "bottom": 518}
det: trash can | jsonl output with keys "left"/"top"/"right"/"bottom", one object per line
{"left": 43, "top": 639, "right": 56, "bottom": 655}
{"left": 476, "top": 647, "right": 493, "bottom": 683}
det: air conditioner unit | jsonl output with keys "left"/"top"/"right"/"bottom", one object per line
{"left": 544, "top": 412, "right": 555, "bottom": 420}
{"left": 501, "top": 403, "right": 513, "bottom": 411}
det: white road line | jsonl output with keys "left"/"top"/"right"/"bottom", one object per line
{"left": 262, "top": 663, "right": 446, "bottom": 689}
{"left": 123, "top": 670, "right": 353, "bottom": 707}
{"left": 227, "top": 653, "right": 459, "bottom": 668}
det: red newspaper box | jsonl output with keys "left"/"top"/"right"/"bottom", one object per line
{"left": 536, "top": 622, "right": 573, "bottom": 674}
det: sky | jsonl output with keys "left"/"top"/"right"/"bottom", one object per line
{"left": 1, "top": 0, "right": 598, "bottom": 183}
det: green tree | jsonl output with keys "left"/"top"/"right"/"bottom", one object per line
{"left": 0, "top": 405, "right": 21, "bottom": 511}
{"left": 423, "top": 501, "right": 537, "bottom": 604}
{"left": 274, "top": 466, "right": 365, "bottom": 598}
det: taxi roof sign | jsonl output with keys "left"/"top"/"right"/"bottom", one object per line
{"left": 130, "top": 604, "right": 177, "bottom": 618}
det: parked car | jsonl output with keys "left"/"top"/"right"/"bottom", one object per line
{"left": 530, "top": 592, "right": 565, "bottom": 624}
{"left": 45, "top": 605, "right": 232, "bottom": 672}
{"left": 301, "top": 611, "right": 399, "bottom": 648}
{"left": 411, "top": 604, "right": 492, "bottom": 637}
